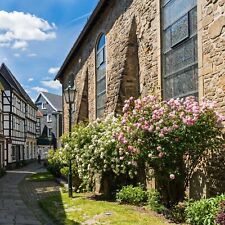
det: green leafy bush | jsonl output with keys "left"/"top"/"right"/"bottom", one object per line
{"left": 47, "top": 149, "right": 64, "bottom": 177}
{"left": 116, "top": 185, "right": 147, "bottom": 205}
{"left": 119, "top": 96, "right": 224, "bottom": 204}
{"left": 185, "top": 195, "right": 225, "bottom": 225}
{"left": 60, "top": 166, "right": 69, "bottom": 177}
{"left": 147, "top": 189, "right": 165, "bottom": 213}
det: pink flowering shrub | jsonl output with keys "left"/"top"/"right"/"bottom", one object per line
{"left": 117, "top": 96, "right": 224, "bottom": 204}
{"left": 61, "top": 115, "right": 139, "bottom": 193}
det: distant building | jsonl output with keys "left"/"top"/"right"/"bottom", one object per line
{"left": 35, "top": 92, "right": 62, "bottom": 157}
{"left": 0, "top": 63, "right": 37, "bottom": 168}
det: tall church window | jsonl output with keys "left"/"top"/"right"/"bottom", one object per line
{"left": 162, "top": 0, "right": 198, "bottom": 99}
{"left": 96, "top": 34, "right": 106, "bottom": 118}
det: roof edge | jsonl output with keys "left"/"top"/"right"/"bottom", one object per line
{"left": 55, "top": 0, "right": 107, "bottom": 81}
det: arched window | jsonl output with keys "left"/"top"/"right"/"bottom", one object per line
{"left": 96, "top": 34, "right": 106, "bottom": 118}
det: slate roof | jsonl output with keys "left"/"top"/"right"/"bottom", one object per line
{"left": 55, "top": 0, "right": 108, "bottom": 80}
{"left": 39, "top": 92, "right": 62, "bottom": 112}
{"left": 0, "top": 63, "right": 37, "bottom": 108}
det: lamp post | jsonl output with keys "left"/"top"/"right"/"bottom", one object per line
{"left": 64, "top": 81, "right": 76, "bottom": 198}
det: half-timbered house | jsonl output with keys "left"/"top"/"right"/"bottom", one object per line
{"left": 0, "top": 63, "right": 37, "bottom": 167}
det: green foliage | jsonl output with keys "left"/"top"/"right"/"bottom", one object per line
{"left": 61, "top": 115, "right": 138, "bottom": 189}
{"left": 116, "top": 185, "right": 147, "bottom": 205}
{"left": 47, "top": 149, "right": 65, "bottom": 177}
{"left": 119, "top": 96, "right": 224, "bottom": 204}
{"left": 60, "top": 96, "right": 224, "bottom": 205}
{"left": 60, "top": 166, "right": 69, "bottom": 177}
{"left": 147, "top": 189, "right": 165, "bottom": 213}
{"left": 185, "top": 195, "right": 225, "bottom": 225}
{"left": 26, "top": 172, "right": 54, "bottom": 182}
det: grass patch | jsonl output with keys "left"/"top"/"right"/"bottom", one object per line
{"left": 39, "top": 190, "right": 173, "bottom": 225}
{"left": 26, "top": 172, "right": 55, "bottom": 182}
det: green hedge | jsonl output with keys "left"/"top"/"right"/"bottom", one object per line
{"left": 185, "top": 195, "right": 225, "bottom": 225}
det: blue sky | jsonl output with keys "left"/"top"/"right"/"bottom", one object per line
{"left": 0, "top": 0, "right": 99, "bottom": 101}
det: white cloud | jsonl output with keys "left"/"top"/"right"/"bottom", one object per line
{"left": 13, "top": 53, "right": 20, "bottom": 57}
{"left": 28, "top": 78, "right": 34, "bottom": 82}
{"left": 0, "top": 11, "right": 56, "bottom": 49}
{"left": 31, "top": 86, "right": 48, "bottom": 93}
{"left": 12, "top": 40, "right": 28, "bottom": 50}
{"left": 48, "top": 67, "right": 60, "bottom": 75}
{"left": 3, "top": 57, "right": 8, "bottom": 61}
{"left": 41, "top": 80, "right": 61, "bottom": 89}
{"left": 27, "top": 53, "right": 37, "bottom": 57}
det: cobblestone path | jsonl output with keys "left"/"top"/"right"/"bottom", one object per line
{"left": 0, "top": 162, "right": 60, "bottom": 225}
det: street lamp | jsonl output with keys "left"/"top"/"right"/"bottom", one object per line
{"left": 64, "top": 81, "right": 76, "bottom": 198}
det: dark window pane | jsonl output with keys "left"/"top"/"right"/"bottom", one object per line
{"left": 173, "top": 66, "right": 198, "bottom": 97}
{"left": 165, "top": 36, "right": 197, "bottom": 76}
{"left": 171, "top": 14, "right": 189, "bottom": 46}
{"left": 164, "top": 77, "right": 174, "bottom": 99}
{"left": 97, "top": 34, "right": 106, "bottom": 51}
{"left": 97, "top": 64, "right": 106, "bottom": 81}
{"left": 97, "top": 49, "right": 105, "bottom": 68}
{"left": 97, "top": 108, "right": 104, "bottom": 118}
{"left": 97, "top": 77, "right": 106, "bottom": 94}
{"left": 96, "top": 33, "right": 106, "bottom": 117}
{"left": 162, "top": 0, "right": 198, "bottom": 99}
{"left": 163, "top": 28, "right": 171, "bottom": 52}
{"left": 190, "top": 7, "right": 197, "bottom": 36}
{"left": 164, "top": 66, "right": 198, "bottom": 99}
{"left": 164, "top": 53, "right": 172, "bottom": 75}
{"left": 163, "top": 0, "right": 196, "bottom": 29}
{"left": 97, "top": 92, "right": 106, "bottom": 109}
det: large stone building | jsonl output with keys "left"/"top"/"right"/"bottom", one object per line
{"left": 55, "top": 0, "right": 225, "bottom": 197}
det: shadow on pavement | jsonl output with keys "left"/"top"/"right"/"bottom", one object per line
{"left": 19, "top": 163, "right": 80, "bottom": 225}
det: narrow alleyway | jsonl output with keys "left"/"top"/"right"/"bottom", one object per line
{"left": 0, "top": 163, "right": 50, "bottom": 225}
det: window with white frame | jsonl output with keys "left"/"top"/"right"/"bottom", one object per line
{"left": 42, "top": 102, "right": 47, "bottom": 109}
{"left": 96, "top": 34, "right": 106, "bottom": 118}
{"left": 162, "top": 0, "right": 198, "bottom": 99}
{"left": 47, "top": 114, "right": 52, "bottom": 122}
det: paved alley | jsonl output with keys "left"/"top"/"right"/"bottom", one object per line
{"left": 0, "top": 163, "right": 45, "bottom": 225}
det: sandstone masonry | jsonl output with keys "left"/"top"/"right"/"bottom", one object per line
{"left": 56, "top": 0, "right": 225, "bottom": 198}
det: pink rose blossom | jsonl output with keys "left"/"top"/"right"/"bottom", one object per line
{"left": 158, "top": 152, "right": 164, "bottom": 158}
{"left": 157, "top": 146, "right": 162, "bottom": 151}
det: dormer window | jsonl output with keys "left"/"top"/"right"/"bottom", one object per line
{"left": 42, "top": 102, "right": 47, "bottom": 109}
{"left": 47, "top": 114, "right": 52, "bottom": 123}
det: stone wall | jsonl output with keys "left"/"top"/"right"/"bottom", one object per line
{"left": 61, "top": 0, "right": 161, "bottom": 128}
{"left": 199, "top": 0, "right": 225, "bottom": 114}
{"left": 190, "top": 0, "right": 225, "bottom": 198}
{"left": 60, "top": 0, "right": 225, "bottom": 198}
